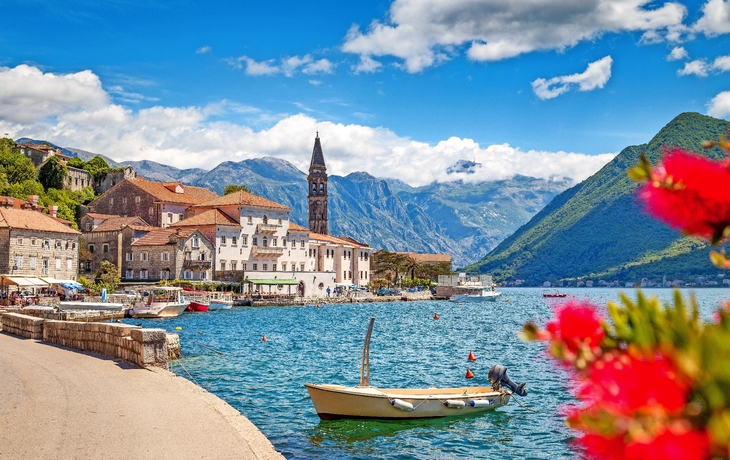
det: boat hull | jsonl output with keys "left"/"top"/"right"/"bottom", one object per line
{"left": 208, "top": 300, "right": 233, "bottom": 310}
{"left": 450, "top": 292, "right": 501, "bottom": 302}
{"left": 133, "top": 303, "right": 188, "bottom": 318}
{"left": 59, "top": 301, "right": 125, "bottom": 311}
{"left": 186, "top": 301, "right": 209, "bottom": 312}
{"left": 304, "top": 383, "right": 510, "bottom": 420}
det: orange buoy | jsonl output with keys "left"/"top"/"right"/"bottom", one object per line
{"left": 261, "top": 334, "right": 267, "bottom": 342}
{"left": 468, "top": 350, "right": 477, "bottom": 361}
{"left": 465, "top": 368, "right": 475, "bottom": 379}
{"left": 434, "top": 313, "right": 439, "bottom": 320}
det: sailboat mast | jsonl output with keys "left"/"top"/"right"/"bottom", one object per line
{"left": 360, "top": 317, "right": 375, "bottom": 386}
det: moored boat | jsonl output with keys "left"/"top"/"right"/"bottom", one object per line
{"left": 305, "top": 318, "right": 526, "bottom": 420}
{"left": 449, "top": 288, "right": 501, "bottom": 302}
{"left": 208, "top": 291, "right": 233, "bottom": 310}
{"left": 186, "top": 300, "right": 209, "bottom": 312}
{"left": 59, "top": 301, "right": 125, "bottom": 312}
{"left": 131, "top": 286, "right": 189, "bottom": 318}
{"left": 543, "top": 289, "right": 567, "bottom": 298}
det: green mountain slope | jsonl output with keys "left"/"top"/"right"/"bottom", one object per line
{"left": 463, "top": 112, "right": 729, "bottom": 285}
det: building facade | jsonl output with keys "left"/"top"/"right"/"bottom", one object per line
{"left": 127, "top": 228, "right": 213, "bottom": 282}
{"left": 79, "top": 213, "right": 150, "bottom": 277}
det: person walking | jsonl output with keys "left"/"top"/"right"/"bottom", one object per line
{"left": 326, "top": 286, "right": 331, "bottom": 297}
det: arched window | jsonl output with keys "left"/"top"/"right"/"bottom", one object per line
{"left": 263, "top": 215, "right": 268, "bottom": 225}
{"left": 263, "top": 236, "right": 268, "bottom": 247}
{"left": 319, "top": 183, "right": 324, "bottom": 194}
{"left": 312, "top": 183, "right": 316, "bottom": 192}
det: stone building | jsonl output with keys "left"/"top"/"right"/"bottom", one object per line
{"left": 88, "top": 177, "right": 218, "bottom": 227}
{"left": 17, "top": 142, "right": 92, "bottom": 192}
{"left": 127, "top": 227, "right": 213, "bottom": 282}
{"left": 79, "top": 213, "right": 150, "bottom": 277}
{"left": 0, "top": 207, "right": 81, "bottom": 280}
{"left": 93, "top": 166, "right": 137, "bottom": 195}
{"left": 308, "top": 133, "right": 328, "bottom": 235}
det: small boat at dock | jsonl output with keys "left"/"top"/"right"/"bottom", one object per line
{"left": 449, "top": 287, "right": 501, "bottom": 302}
{"left": 305, "top": 318, "right": 527, "bottom": 420}
{"left": 208, "top": 291, "right": 233, "bottom": 310}
{"left": 542, "top": 289, "right": 567, "bottom": 298}
{"left": 59, "top": 301, "right": 125, "bottom": 312}
{"left": 131, "top": 286, "right": 189, "bottom": 318}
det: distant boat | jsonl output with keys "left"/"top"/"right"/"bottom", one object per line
{"left": 59, "top": 301, "right": 125, "bottom": 312}
{"left": 305, "top": 318, "right": 526, "bottom": 420}
{"left": 131, "top": 286, "right": 189, "bottom": 319}
{"left": 542, "top": 289, "right": 567, "bottom": 298}
{"left": 183, "top": 288, "right": 209, "bottom": 312}
{"left": 208, "top": 291, "right": 233, "bottom": 310}
{"left": 449, "top": 287, "right": 501, "bottom": 302}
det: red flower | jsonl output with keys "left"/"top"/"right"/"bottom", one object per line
{"left": 639, "top": 148, "right": 730, "bottom": 240}
{"left": 580, "top": 427, "right": 709, "bottom": 460}
{"left": 545, "top": 300, "right": 605, "bottom": 353}
{"left": 580, "top": 353, "right": 689, "bottom": 414}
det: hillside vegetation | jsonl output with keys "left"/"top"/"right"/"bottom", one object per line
{"left": 462, "top": 112, "right": 730, "bottom": 286}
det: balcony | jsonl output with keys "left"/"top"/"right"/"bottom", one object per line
{"left": 183, "top": 260, "right": 212, "bottom": 269}
{"left": 256, "top": 224, "right": 279, "bottom": 234}
{"left": 251, "top": 246, "right": 285, "bottom": 257}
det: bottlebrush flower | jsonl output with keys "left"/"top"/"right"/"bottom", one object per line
{"left": 639, "top": 148, "right": 730, "bottom": 242}
{"left": 581, "top": 353, "right": 689, "bottom": 414}
{"left": 581, "top": 425, "right": 710, "bottom": 460}
{"left": 545, "top": 300, "right": 605, "bottom": 353}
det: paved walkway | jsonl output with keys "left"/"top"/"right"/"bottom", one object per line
{"left": 0, "top": 332, "right": 285, "bottom": 460}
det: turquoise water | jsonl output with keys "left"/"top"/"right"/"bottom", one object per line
{"left": 126, "top": 288, "right": 730, "bottom": 459}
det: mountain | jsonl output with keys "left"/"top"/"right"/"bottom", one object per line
{"left": 18, "top": 141, "right": 573, "bottom": 267}
{"left": 462, "top": 112, "right": 729, "bottom": 286}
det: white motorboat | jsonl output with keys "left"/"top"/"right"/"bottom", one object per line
{"left": 208, "top": 291, "right": 233, "bottom": 310}
{"left": 305, "top": 318, "right": 526, "bottom": 420}
{"left": 131, "top": 286, "right": 189, "bottom": 318}
{"left": 449, "top": 287, "right": 501, "bottom": 302}
{"left": 59, "top": 301, "right": 125, "bottom": 312}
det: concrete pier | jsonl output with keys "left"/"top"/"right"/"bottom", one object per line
{"left": 0, "top": 333, "right": 285, "bottom": 460}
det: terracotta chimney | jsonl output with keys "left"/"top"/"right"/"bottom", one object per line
{"left": 49, "top": 205, "right": 58, "bottom": 218}
{"left": 29, "top": 195, "right": 38, "bottom": 206}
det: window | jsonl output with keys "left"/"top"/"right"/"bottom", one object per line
{"left": 312, "top": 183, "right": 316, "bottom": 192}
{"left": 141, "top": 252, "right": 148, "bottom": 262}
{"left": 300, "top": 239, "right": 305, "bottom": 248}
{"left": 278, "top": 217, "right": 282, "bottom": 225}
{"left": 247, "top": 214, "right": 252, "bottom": 224}
{"left": 199, "top": 271, "right": 206, "bottom": 280}
{"left": 110, "top": 198, "right": 114, "bottom": 206}
{"left": 320, "top": 183, "right": 324, "bottom": 193}
{"left": 66, "top": 259, "right": 72, "bottom": 271}
{"left": 178, "top": 214, "right": 183, "bottom": 221}
{"left": 149, "top": 207, "right": 154, "bottom": 216}
{"left": 42, "top": 259, "right": 49, "bottom": 275}
{"left": 135, "top": 196, "right": 141, "bottom": 204}
{"left": 43, "top": 240, "right": 50, "bottom": 249}
{"left": 31, "top": 238, "right": 36, "bottom": 246}
{"left": 300, "top": 263, "right": 305, "bottom": 272}
{"left": 242, "top": 263, "right": 247, "bottom": 271}
{"left": 282, "top": 263, "right": 287, "bottom": 271}
{"left": 253, "top": 237, "right": 258, "bottom": 246}
{"left": 55, "top": 240, "right": 62, "bottom": 249}
{"left": 126, "top": 253, "right": 133, "bottom": 261}
{"left": 282, "top": 237, "right": 287, "bottom": 246}
{"left": 84, "top": 261, "right": 91, "bottom": 273}
{"left": 232, "top": 236, "right": 237, "bottom": 246}
{"left": 291, "top": 239, "right": 296, "bottom": 248}
{"left": 15, "top": 255, "right": 22, "bottom": 269}
{"left": 126, "top": 269, "right": 133, "bottom": 278}
{"left": 221, "top": 235, "right": 227, "bottom": 245}
{"left": 220, "top": 261, "right": 226, "bottom": 271}
{"left": 123, "top": 197, "right": 127, "bottom": 204}
{"left": 161, "top": 252, "right": 169, "bottom": 262}
{"left": 17, "top": 237, "right": 22, "bottom": 245}
{"left": 192, "top": 236, "right": 200, "bottom": 248}
{"left": 103, "top": 244, "right": 109, "bottom": 253}
{"left": 271, "top": 237, "right": 276, "bottom": 247}
{"left": 140, "top": 269, "right": 148, "bottom": 280}
{"left": 30, "top": 257, "right": 36, "bottom": 270}
{"left": 85, "top": 223, "right": 91, "bottom": 231}
{"left": 242, "top": 235, "right": 248, "bottom": 246}
{"left": 263, "top": 237, "right": 268, "bottom": 247}
{"left": 263, "top": 215, "right": 268, "bottom": 224}
{"left": 231, "top": 261, "right": 237, "bottom": 271}
{"left": 167, "top": 213, "right": 173, "bottom": 223}
{"left": 273, "top": 263, "right": 278, "bottom": 272}
{"left": 89, "top": 244, "right": 95, "bottom": 254}
{"left": 55, "top": 258, "right": 61, "bottom": 270}
{"left": 253, "top": 263, "right": 258, "bottom": 271}
{"left": 184, "top": 270, "right": 193, "bottom": 280}
{"left": 198, "top": 252, "right": 206, "bottom": 261}
{"left": 160, "top": 270, "right": 169, "bottom": 280}
{"left": 263, "top": 263, "right": 268, "bottom": 271}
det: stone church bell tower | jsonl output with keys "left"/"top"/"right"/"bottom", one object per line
{"left": 308, "top": 132, "right": 328, "bottom": 234}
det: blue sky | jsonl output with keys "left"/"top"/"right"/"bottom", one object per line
{"left": 1, "top": 0, "right": 729, "bottom": 186}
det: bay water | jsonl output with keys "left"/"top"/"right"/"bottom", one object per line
{"left": 127, "top": 287, "right": 730, "bottom": 459}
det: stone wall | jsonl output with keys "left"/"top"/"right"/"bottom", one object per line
{"left": 0, "top": 312, "right": 170, "bottom": 369}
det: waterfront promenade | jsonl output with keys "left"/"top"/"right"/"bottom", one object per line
{"left": 0, "top": 332, "right": 285, "bottom": 460}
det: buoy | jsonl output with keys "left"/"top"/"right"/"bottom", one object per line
{"left": 317, "top": 304, "right": 321, "bottom": 308}
{"left": 470, "top": 399, "right": 491, "bottom": 408}
{"left": 468, "top": 350, "right": 477, "bottom": 361}
{"left": 391, "top": 398, "right": 414, "bottom": 411}
{"left": 261, "top": 334, "right": 267, "bottom": 342}
{"left": 175, "top": 327, "right": 182, "bottom": 330}
{"left": 434, "top": 313, "right": 439, "bottom": 320}
{"left": 465, "top": 368, "right": 475, "bottom": 379}
{"left": 443, "top": 399, "right": 466, "bottom": 408}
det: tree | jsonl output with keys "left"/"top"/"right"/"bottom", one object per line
{"left": 38, "top": 156, "right": 67, "bottom": 190}
{"left": 84, "top": 156, "right": 109, "bottom": 183}
{"left": 372, "top": 250, "right": 410, "bottom": 284}
{"left": 94, "top": 260, "right": 120, "bottom": 293}
{"left": 0, "top": 139, "right": 36, "bottom": 184}
{"left": 223, "top": 184, "right": 250, "bottom": 195}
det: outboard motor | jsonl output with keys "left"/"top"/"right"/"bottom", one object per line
{"left": 488, "top": 364, "right": 527, "bottom": 397}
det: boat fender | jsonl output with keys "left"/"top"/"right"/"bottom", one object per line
{"left": 391, "top": 399, "right": 414, "bottom": 411}
{"left": 443, "top": 400, "right": 466, "bottom": 409}
{"left": 469, "top": 399, "right": 491, "bottom": 408}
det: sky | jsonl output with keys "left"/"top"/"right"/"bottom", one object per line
{"left": 1, "top": 0, "right": 730, "bottom": 187}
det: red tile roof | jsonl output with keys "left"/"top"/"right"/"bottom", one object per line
{"left": 309, "top": 232, "right": 367, "bottom": 247}
{"left": 0, "top": 208, "right": 81, "bottom": 235}
{"left": 288, "top": 222, "right": 309, "bottom": 232}
{"left": 93, "top": 216, "right": 150, "bottom": 232}
{"left": 170, "top": 209, "right": 239, "bottom": 227}
{"left": 131, "top": 227, "right": 198, "bottom": 246}
{"left": 192, "top": 190, "right": 289, "bottom": 211}
{"left": 121, "top": 177, "right": 219, "bottom": 205}
{"left": 0, "top": 196, "right": 28, "bottom": 209}
{"left": 84, "top": 212, "right": 121, "bottom": 220}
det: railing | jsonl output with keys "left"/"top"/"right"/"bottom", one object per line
{"left": 256, "top": 224, "right": 279, "bottom": 234}
{"left": 251, "top": 246, "right": 284, "bottom": 257}
{"left": 183, "top": 260, "right": 212, "bottom": 269}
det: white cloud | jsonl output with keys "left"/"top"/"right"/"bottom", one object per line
{"left": 309, "top": 80, "right": 322, "bottom": 86}
{"left": 0, "top": 64, "right": 615, "bottom": 186}
{"left": 694, "top": 0, "right": 730, "bottom": 36}
{"left": 532, "top": 56, "right": 613, "bottom": 100}
{"left": 282, "top": 55, "right": 311, "bottom": 77}
{"left": 713, "top": 54, "right": 730, "bottom": 71}
{"left": 196, "top": 46, "right": 212, "bottom": 54}
{"left": 352, "top": 55, "right": 382, "bottom": 74}
{"left": 342, "top": 0, "right": 687, "bottom": 72}
{"left": 666, "top": 46, "right": 688, "bottom": 60}
{"left": 707, "top": 90, "right": 730, "bottom": 117}
{"left": 678, "top": 59, "right": 710, "bottom": 76}
{"left": 303, "top": 59, "right": 334, "bottom": 75}
{"left": 229, "top": 54, "right": 333, "bottom": 77}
